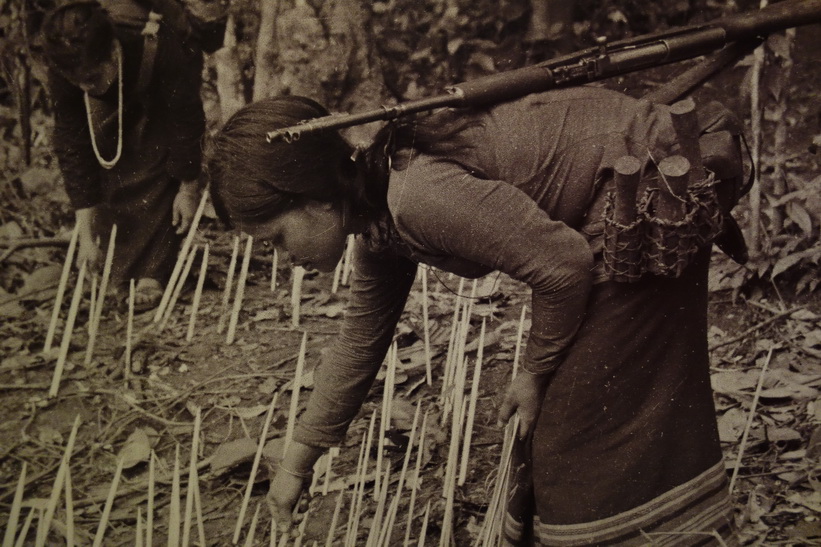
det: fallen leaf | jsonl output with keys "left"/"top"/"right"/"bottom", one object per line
{"left": 119, "top": 429, "right": 151, "bottom": 469}
{"left": 717, "top": 407, "right": 746, "bottom": 442}
{"left": 209, "top": 438, "right": 257, "bottom": 476}
{"left": 234, "top": 405, "right": 269, "bottom": 420}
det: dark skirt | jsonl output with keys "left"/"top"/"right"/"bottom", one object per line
{"left": 505, "top": 250, "right": 736, "bottom": 546}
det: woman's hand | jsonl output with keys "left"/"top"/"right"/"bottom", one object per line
{"left": 497, "top": 371, "right": 551, "bottom": 439}
{"left": 267, "top": 467, "right": 309, "bottom": 534}
{"left": 172, "top": 180, "right": 200, "bottom": 235}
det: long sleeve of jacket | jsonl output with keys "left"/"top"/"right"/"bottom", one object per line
{"left": 390, "top": 155, "right": 594, "bottom": 375}
{"left": 293, "top": 243, "right": 418, "bottom": 447}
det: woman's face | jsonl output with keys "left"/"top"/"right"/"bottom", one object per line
{"left": 62, "top": 40, "right": 119, "bottom": 96}
{"left": 243, "top": 200, "right": 348, "bottom": 273}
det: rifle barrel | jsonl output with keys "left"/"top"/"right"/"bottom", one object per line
{"left": 266, "top": 0, "right": 821, "bottom": 142}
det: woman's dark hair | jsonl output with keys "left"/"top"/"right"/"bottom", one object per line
{"left": 207, "top": 95, "right": 479, "bottom": 246}
{"left": 41, "top": 1, "right": 114, "bottom": 75}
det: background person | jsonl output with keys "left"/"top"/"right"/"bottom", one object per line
{"left": 41, "top": 0, "right": 206, "bottom": 311}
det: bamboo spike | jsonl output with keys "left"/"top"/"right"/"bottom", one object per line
{"left": 269, "top": 518, "right": 277, "bottom": 547}
{"left": 227, "top": 236, "right": 254, "bottom": 344}
{"left": 44, "top": 223, "right": 79, "bottom": 353}
{"left": 420, "top": 268, "right": 433, "bottom": 386}
{"left": 416, "top": 500, "right": 431, "bottom": 547}
{"left": 87, "top": 276, "right": 97, "bottom": 336}
{"left": 85, "top": 224, "right": 117, "bottom": 365}
{"left": 341, "top": 234, "right": 355, "bottom": 286}
{"left": 40, "top": 415, "right": 81, "bottom": 543}
{"left": 168, "top": 445, "right": 182, "bottom": 547}
{"left": 217, "top": 235, "right": 240, "bottom": 333}
{"left": 440, "top": 381, "right": 465, "bottom": 547}
{"left": 374, "top": 343, "right": 396, "bottom": 498}
{"left": 49, "top": 261, "right": 86, "bottom": 397}
{"left": 13, "top": 508, "right": 35, "bottom": 547}
{"left": 192, "top": 466, "right": 206, "bottom": 547}
{"left": 159, "top": 245, "right": 198, "bottom": 333}
{"left": 92, "top": 457, "right": 124, "bottom": 547}
{"left": 293, "top": 514, "right": 308, "bottom": 547}
{"left": 480, "top": 416, "right": 519, "bottom": 546}
{"left": 325, "top": 491, "right": 345, "bottom": 547}
{"left": 729, "top": 347, "right": 773, "bottom": 494}
{"left": 331, "top": 256, "right": 342, "bottom": 294}
{"left": 234, "top": 391, "right": 280, "bottom": 544}
{"left": 459, "top": 319, "right": 486, "bottom": 486}
{"left": 242, "top": 503, "right": 262, "bottom": 547}
{"left": 65, "top": 465, "right": 74, "bottom": 547}
{"left": 283, "top": 332, "right": 308, "bottom": 455}
{"left": 186, "top": 243, "right": 209, "bottom": 341}
{"left": 2, "top": 461, "right": 26, "bottom": 547}
{"left": 290, "top": 266, "right": 305, "bottom": 328}
{"left": 512, "top": 305, "right": 527, "bottom": 380}
{"left": 322, "top": 447, "right": 336, "bottom": 496}
{"left": 270, "top": 249, "right": 279, "bottom": 292}
{"left": 182, "top": 406, "right": 202, "bottom": 547}
{"left": 154, "top": 190, "right": 208, "bottom": 323}
{"left": 348, "top": 411, "right": 377, "bottom": 547}
{"left": 125, "top": 279, "right": 135, "bottom": 381}
{"left": 147, "top": 450, "right": 155, "bottom": 547}
{"left": 403, "top": 410, "right": 429, "bottom": 547}
{"left": 344, "top": 428, "right": 369, "bottom": 547}
{"left": 135, "top": 507, "right": 143, "bottom": 547}
{"left": 276, "top": 532, "right": 288, "bottom": 547}
{"left": 379, "top": 402, "right": 421, "bottom": 547}
{"left": 365, "top": 464, "right": 391, "bottom": 547}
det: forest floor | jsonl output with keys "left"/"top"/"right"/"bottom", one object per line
{"left": 1, "top": 24, "right": 821, "bottom": 547}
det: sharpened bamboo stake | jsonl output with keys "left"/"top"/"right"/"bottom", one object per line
{"left": 125, "top": 279, "right": 134, "bottom": 381}
{"left": 192, "top": 465, "right": 206, "bottom": 547}
{"left": 44, "top": 223, "right": 79, "bottom": 353}
{"left": 375, "top": 343, "right": 396, "bottom": 498}
{"left": 227, "top": 236, "right": 253, "bottom": 344}
{"left": 234, "top": 391, "right": 280, "bottom": 544}
{"left": 154, "top": 190, "right": 208, "bottom": 322}
{"left": 331, "top": 257, "right": 342, "bottom": 294}
{"left": 65, "top": 465, "right": 74, "bottom": 547}
{"left": 365, "top": 464, "right": 391, "bottom": 547}
{"left": 347, "top": 411, "right": 377, "bottom": 547}
{"left": 242, "top": 503, "right": 262, "bottom": 547}
{"left": 217, "top": 235, "right": 240, "bottom": 334}
{"left": 92, "top": 457, "right": 124, "bottom": 547}
{"left": 39, "top": 415, "right": 81, "bottom": 545}
{"left": 49, "top": 261, "right": 86, "bottom": 397}
{"left": 168, "top": 445, "right": 182, "bottom": 547}
{"left": 459, "top": 319, "right": 485, "bottom": 486}
{"left": 291, "top": 266, "right": 305, "bottom": 328}
{"left": 403, "top": 410, "right": 429, "bottom": 547}
{"left": 182, "top": 407, "right": 202, "bottom": 547}
{"left": 325, "top": 491, "right": 345, "bottom": 547}
{"left": 85, "top": 224, "right": 117, "bottom": 365}
{"left": 35, "top": 507, "right": 47, "bottom": 547}
{"left": 270, "top": 249, "right": 279, "bottom": 292}
{"left": 87, "top": 276, "right": 97, "bottom": 336}
{"left": 2, "top": 461, "right": 26, "bottom": 547}
{"left": 729, "top": 347, "right": 773, "bottom": 494}
{"left": 186, "top": 243, "right": 209, "bottom": 342}
{"left": 283, "top": 332, "right": 308, "bottom": 455}
{"left": 322, "top": 447, "right": 337, "bottom": 496}
{"left": 440, "top": 376, "right": 465, "bottom": 547}
{"left": 341, "top": 234, "right": 355, "bottom": 285}
{"left": 420, "top": 268, "right": 433, "bottom": 386}
{"left": 479, "top": 416, "right": 519, "bottom": 546}
{"left": 512, "top": 305, "right": 527, "bottom": 380}
{"left": 379, "top": 402, "right": 421, "bottom": 547}
{"left": 159, "top": 244, "right": 198, "bottom": 332}
{"left": 147, "top": 450, "right": 155, "bottom": 547}
{"left": 417, "top": 500, "right": 431, "bottom": 547}
{"left": 12, "top": 508, "right": 35, "bottom": 547}
{"left": 135, "top": 507, "right": 143, "bottom": 547}
{"left": 344, "top": 428, "right": 369, "bottom": 547}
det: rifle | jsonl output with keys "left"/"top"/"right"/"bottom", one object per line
{"left": 266, "top": 0, "right": 821, "bottom": 143}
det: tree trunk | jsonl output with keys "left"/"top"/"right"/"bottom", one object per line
{"left": 252, "top": 0, "right": 279, "bottom": 102}
{"left": 214, "top": 14, "right": 245, "bottom": 124}
{"left": 252, "top": 0, "right": 387, "bottom": 144}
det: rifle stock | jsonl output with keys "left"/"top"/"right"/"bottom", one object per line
{"left": 267, "top": 0, "right": 821, "bottom": 143}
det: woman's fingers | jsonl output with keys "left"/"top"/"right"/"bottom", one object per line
{"left": 266, "top": 470, "right": 307, "bottom": 534}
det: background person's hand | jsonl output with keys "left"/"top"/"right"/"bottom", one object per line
{"left": 497, "top": 371, "right": 551, "bottom": 439}
{"left": 172, "top": 181, "right": 200, "bottom": 235}
{"left": 76, "top": 235, "right": 104, "bottom": 274}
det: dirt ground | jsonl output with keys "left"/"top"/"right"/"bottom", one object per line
{"left": 1, "top": 23, "right": 820, "bottom": 547}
